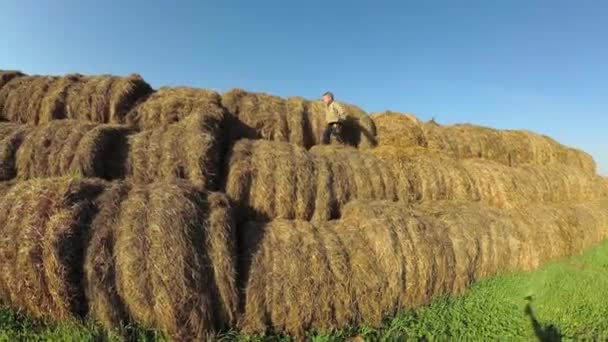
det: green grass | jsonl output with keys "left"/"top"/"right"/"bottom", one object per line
{"left": 3, "top": 240, "right": 608, "bottom": 341}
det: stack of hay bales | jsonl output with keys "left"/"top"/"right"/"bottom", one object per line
{"left": 224, "top": 140, "right": 395, "bottom": 222}
{"left": 0, "top": 70, "right": 606, "bottom": 339}
{"left": 0, "top": 177, "right": 238, "bottom": 340}
{"left": 222, "top": 89, "right": 376, "bottom": 148}
{"left": 372, "top": 112, "right": 597, "bottom": 175}
{"left": 238, "top": 199, "right": 608, "bottom": 336}
{"left": 0, "top": 73, "right": 152, "bottom": 125}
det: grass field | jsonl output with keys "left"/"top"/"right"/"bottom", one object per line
{"left": 2, "top": 239, "right": 608, "bottom": 341}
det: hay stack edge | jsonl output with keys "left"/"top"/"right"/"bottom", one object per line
{"left": 0, "top": 69, "right": 606, "bottom": 339}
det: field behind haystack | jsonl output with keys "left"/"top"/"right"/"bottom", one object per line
{"left": 0, "top": 69, "right": 606, "bottom": 341}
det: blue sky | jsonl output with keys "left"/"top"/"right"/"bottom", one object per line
{"left": 1, "top": 1, "right": 606, "bottom": 174}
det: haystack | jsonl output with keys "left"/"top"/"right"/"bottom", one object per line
{"left": 224, "top": 140, "right": 395, "bottom": 222}
{"left": 238, "top": 199, "right": 608, "bottom": 336}
{"left": 0, "top": 178, "right": 106, "bottom": 320}
{"left": 126, "top": 113, "right": 221, "bottom": 189}
{"left": 0, "top": 122, "right": 31, "bottom": 180}
{"left": 0, "top": 70, "right": 24, "bottom": 91}
{"left": 84, "top": 181, "right": 132, "bottom": 333}
{"left": 15, "top": 120, "right": 131, "bottom": 180}
{"left": 371, "top": 113, "right": 596, "bottom": 174}
{"left": 222, "top": 89, "right": 376, "bottom": 148}
{"left": 0, "top": 73, "right": 152, "bottom": 124}
{"left": 371, "top": 147, "right": 605, "bottom": 208}
{"left": 126, "top": 87, "right": 228, "bottom": 132}
{"left": 113, "top": 182, "right": 237, "bottom": 340}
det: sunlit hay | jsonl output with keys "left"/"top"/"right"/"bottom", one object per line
{"left": 15, "top": 120, "right": 131, "bottom": 180}
{"left": 0, "top": 73, "right": 151, "bottom": 125}
{"left": 224, "top": 140, "right": 395, "bottom": 223}
{"left": 0, "top": 123, "right": 31, "bottom": 180}
{"left": 84, "top": 181, "right": 132, "bottom": 333}
{"left": 305, "top": 100, "right": 377, "bottom": 148}
{"left": 371, "top": 111, "right": 427, "bottom": 147}
{"left": 63, "top": 74, "right": 153, "bottom": 124}
{"left": 126, "top": 87, "right": 228, "bottom": 133}
{"left": 222, "top": 89, "right": 377, "bottom": 148}
{"left": 237, "top": 199, "right": 608, "bottom": 336}
{"left": 371, "top": 146, "right": 604, "bottom": 209}
{"left": 114, "top": 182, "right": 237, "bottom": 340}
{"left": 0, "top": 178, "right": 106, "bottom": 320}
{"left": 126, "top": 113, "right": 220, "bottom": 189}
{"left": 0, "top": 70, "right": 25, "bottom": 91}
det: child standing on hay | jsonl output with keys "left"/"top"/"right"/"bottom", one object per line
{"left": 321, "top": 91, "right": 346, "bottom": 144}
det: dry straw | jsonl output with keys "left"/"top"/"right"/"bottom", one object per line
{"left": 112, "top": 181, "right": 237, "bottom": 340}
{"left": 224, "top": 140, "right": 395, "bottom": 222}
{"left": 126, "top": 87, "right": 227, "bottom": 132}
{"left": 222, "top": 89, "right": 376, "bottom": 148}
{"left": 126, "top": 112, "right": 221, "bottom": 189}
{"left": 0, "top": 73, "right": 152, "bottom": 125}
{"left": 15, "top": 120, "right": 131, "bottom": 180}
{"left": 0, "top": 70, "right": 24, "bottom": 91}
{"left": 0, "top": 122, "right": 31, "bottom": 180}
{"left": 0, "top": 178, "right": 106, "bottom": 320}
{"left": 372, "top": 146, "right": 606, "bottom": 209}
{"left": 372, "top": 113, "right": 596, "bottom": 174}
{"left": 239, "top": 199, "right": 608, "bottom": 336}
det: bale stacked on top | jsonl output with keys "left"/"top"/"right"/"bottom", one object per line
{"left": 0, "top": 73, "right": 152, "bottom": 125}
{"left": 222, "top": 89, "right": 311, "bottom": 147}
{"left": 107, "top": 182, "right": 237, "bottom": 340}
{"left": 222, "top": 89, "right": 376, "bottom": 148}
{"left": 126, "top": 112, "right": 221, "bottom": 189}
{"left": 372, "top": 114, "right": 596, "bottom": 174}
{"left": 126, "top": 87, "right": 228, "bottom": 132}
{"left": 372, "top": 147, "right": 606, "bottom": 208}
{"left": 0, "top": 122, "right": 31, "bottom": 180}
{"left": 0, "top": 70, "right": 24, "bottom": 91}
{"left": 15, "top": 120, "right": 131, "bottom": 180}
{"left": 238, "top": 199, "right": 608, "bottom": 336}
{"left": 0, "top": 178, "right": 106, "bottom": 320}
{"left": 224, "top": 140, "right": 395, "bottom": 222}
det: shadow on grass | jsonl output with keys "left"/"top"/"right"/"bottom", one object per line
{"left": 524, "top": 296, "right": 562, "bottom": 342}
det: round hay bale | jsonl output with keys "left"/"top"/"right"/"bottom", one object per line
{"left": 0, "top": 178, "right": 106, "bottom": 320}
{"left": 372, "top": 116, "right": 596, "bottom": 174}
{"left": 370, "top": 147, "right": 605, "bottom": 209}
{"left": 0, "top": 70, "right": 25, "bottom": 91}
{"left": 371, "top": 111, "right": 427, "bottom": 148}
{"left": 114, "top": 182, "right": 237, "bottom": 340}
{"left": 306, "top": 100, "right": 377, "bottom": 148}
{"left": 84, "top": 181, "right": 132, "bottom": 334}
{"left": 15, "top": 120, "right": 131, "bottom": 180}
{"left": 240, "top": 199, "right": 608, "bottom": 335}
{"left": 126, "top": 87, "right": 227, "bottom": 133}
{"left": 0, "top": 73, "right": 152, "bottom": 125}
{"left": 224, "top": 140, "right": 395, "bottom": 223}
{"left": 0, "top": 122, "right": 31, "bottom": 180}
{"left": 126, "top": 113, "right": 220, "bottom": 189}
{"left": 222, "top": 89, "right": 310, "bottom": 147}
{"left": 222, "top": 89, "right": 377, "bottom": 148}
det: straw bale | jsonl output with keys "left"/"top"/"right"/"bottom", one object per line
{"left": 0, "top": 70, "right": 25, "bottom": 90}
{"left": 0, "top": 122, "right": 31, "bottom": 180}
{"left": 224, "top": 140, "right": 396, "bottom": 222}
{"left": 126, "top": 113, "right": 220, "bottom": 188}
{"left": 222, "top": 89, "right": 376, "bottom": 148}
{"left": 0, "top": 178, "right": 106, "bottom": 319}
{"left": 114, "top": 182, "right": 237, "bottom": 340}
{"left": 239, "top": 199, "right": 608, "bottom": 336}
{"left": 0, "top": 73, "right": 152, "bottom": 124}
{"left": 126, "top": 87, "right": 227, "bottom": 132}
{"left": 15, "top": 120, "right": 131, "bottom": 180}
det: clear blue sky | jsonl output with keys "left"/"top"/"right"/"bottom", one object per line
{"left": 1, "top": 1, "right": 606, "bottom": 174}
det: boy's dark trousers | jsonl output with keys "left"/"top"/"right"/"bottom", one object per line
{"left": 321, "top": 122, "right": 343, "bottom": 144}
